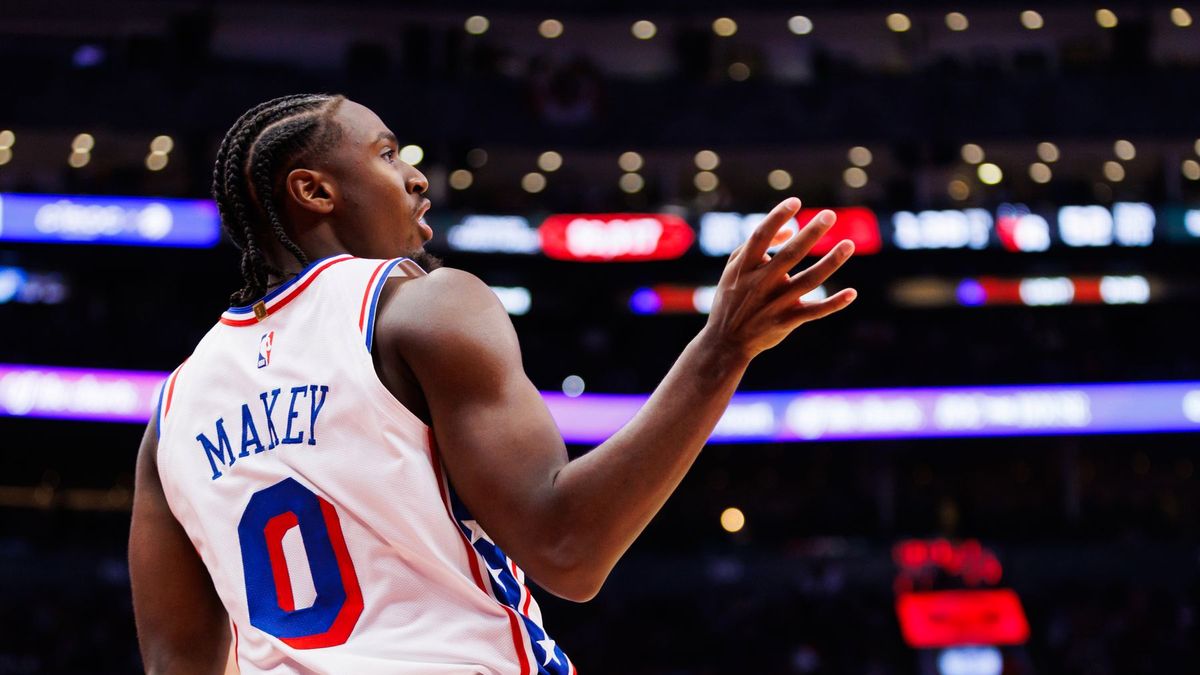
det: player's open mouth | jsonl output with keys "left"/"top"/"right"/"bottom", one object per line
{"left": 416, "top": 200, "right": 433, "bottom": 240}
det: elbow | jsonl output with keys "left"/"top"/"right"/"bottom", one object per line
{"left": 552, "top": 570, "right": 606, "bottom": 603}
{"left": 540, "top": 566, "right": 606, "bottom": 603}
{"left": 532, "top": 537, "right": 610, "bottom": 603}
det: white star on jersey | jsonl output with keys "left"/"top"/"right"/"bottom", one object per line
{"left": 537, "top": 638, "right": 561, "bottom": 666}
{"left": 485, "top": 562, "right": 507, "bottom": 592}
{"left": 463, "top": 519, "right": 492, "bottom": 545}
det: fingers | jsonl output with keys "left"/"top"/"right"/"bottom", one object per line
{"left": 737, "top": 197, "right": 801, "bottom": 270}
{"left": 768, "top": 209, "right": 838, "bottom": 272}
{"left": 784, "top": 239, "right": 855, "bottom": 297}
{"left": 782, "top": 288, "right": 858, "bottom": 325}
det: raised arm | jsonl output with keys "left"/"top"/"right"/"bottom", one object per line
{"left": 129, "top": 416, "right": 232, "bottom": 674}
{"left": 381, "top": 197, "right": 855, "bottom": 601}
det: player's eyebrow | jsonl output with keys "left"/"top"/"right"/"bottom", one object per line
{"left": 374, "top": 131, "right": 398, "bottom": 146}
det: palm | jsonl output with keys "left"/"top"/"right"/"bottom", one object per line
{"left": 706, "top": 197, "right": 858, "bottom": 359}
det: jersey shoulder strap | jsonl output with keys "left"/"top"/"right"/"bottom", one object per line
{"left": 353, "top": 257, "right": 428, "bottom": 352}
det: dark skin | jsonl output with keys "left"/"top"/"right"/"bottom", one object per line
{"left": 130, "top": 100, "right": 857, "bottom": 674}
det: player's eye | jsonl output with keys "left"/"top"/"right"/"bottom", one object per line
{"left": 381, "top": 148, "right": 396, "bottom": 163}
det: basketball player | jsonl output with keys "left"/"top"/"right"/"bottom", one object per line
{"left": 129, "top": 94, "right": 857, "bottom": 674}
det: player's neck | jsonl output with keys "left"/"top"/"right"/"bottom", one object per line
{"left": 261, "top": 230, "right": 348, "bottom": 288}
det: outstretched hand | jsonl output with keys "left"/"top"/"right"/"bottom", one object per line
{"left": 704, "top": 197, "right": 857, "bottom": 361}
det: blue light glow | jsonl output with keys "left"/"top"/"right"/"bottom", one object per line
{"left": 629, "top": 287, "right": 662, "bottom": 314}
{"left": 956, "top": 279, "right": 987, "bottom": 306}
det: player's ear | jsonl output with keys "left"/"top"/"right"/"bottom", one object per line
{"left": 285, "top": 168, "right": 336, "bottom": 215}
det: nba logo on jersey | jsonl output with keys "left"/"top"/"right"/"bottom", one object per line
{"left": 257, "top": 331, "right": 274, "bottom": 368}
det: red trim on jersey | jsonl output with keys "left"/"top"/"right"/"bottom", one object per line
{"left": 280, "top": 497, "right": 365, "bottom": 649}
{"left": 503, "top": 603, "right": 532, "bottom": 675}
{"left": 264, "top": 511, "right": 299, "bottom": 612}
{"left": 163, "top": 361, "right": 186, "bottom": 419}
{"left": 358, "top": 260, "right": 391, "bottom": 332}
{"left": 520, "top": 585, "right": 533, "bottom": 615}
{"left": 509, "top": 559, "right": 534, "bottom": 615}
{"left": 426, "top": 429, "right": 533, "bottom": 675}
{"left": 231, "top": 622, "right": 241, "bottom": 674}
{"left": 429, "top": 444, "right": 487, "bottom": 592}
{"left": 219, "top": 256, "right": 352, "bottom": 326}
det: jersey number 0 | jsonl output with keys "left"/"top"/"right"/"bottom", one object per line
{"left": 237, "top": 478, "right": 364, "bottom": 648}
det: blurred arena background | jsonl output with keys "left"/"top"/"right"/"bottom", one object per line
{"left": 1, "top": 1, "right": 1199, "bottom": 673}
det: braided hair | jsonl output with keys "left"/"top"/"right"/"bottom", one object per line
{"left": 212, "top": 93, "right": 346, "bottom": 305}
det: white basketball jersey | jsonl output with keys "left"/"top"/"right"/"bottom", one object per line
{"left": 156, "top": 254, "right": 575, "bottom": 675}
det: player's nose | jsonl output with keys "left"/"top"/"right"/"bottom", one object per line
{"left": 406, "top": 167, "right": 428, "bottom": 195}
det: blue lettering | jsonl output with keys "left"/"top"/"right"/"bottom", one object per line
{"left": 196, "top": 385, "right": 331, "bottom": 480}
{"left": 283, "top": 386, "right": 307, "bottom": 445}
{"left": 196, "top": 418, "right": 233, "bottom": 480}
{"left": 259, "top": 389, "right": 282, "bottom": 449}
{"left": 241, "top": 403, "right": 265, "bottom": 456}
{"left": 308, "top": 385, "right": 329, "bottom": 446}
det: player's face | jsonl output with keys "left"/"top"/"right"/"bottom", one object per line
{"left": 325, "top": 100, "right": 432, "bottom": 259}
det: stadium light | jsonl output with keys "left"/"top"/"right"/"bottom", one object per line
{"left": 694, "top": 150, "right": 719, "bottom": 170}
{"left": 886, "top": 13, "right": 912, "bottom": 32}
{"left": 521, "top": 172, "right": 547, "bottom": 193}
{"left": 961, "top": 143, "right": 985, "bottom": 164}
{"left": 538, "top": 19, "right": 564, "bottom": 39}
{"left": 712, "top": 17, "right": 737, "bottom": 37}
{"left": 537, "top": 151, "right": 563, "bottom": 172}
{"left": 449, "top": 169, "right": 473, "bottom": 190}
{"left": 464, "top": 15, "right": 489, "bottom": 35}
{"left": 1096, "top": 8, "right": 1118, "bottom": 28}
{"left": 849, "top": 146, "right": 873, "bottom": 167}
{"left": 977, "top": 163, "right": 1003, "bottom": 185}
{"left": 1028, "top": 162, "right": 1052, "bottom": 184}
{"left": 844, "top": 167, "right": 868, "bottom": 188}
{"left": 631, "top": 20, "right": 657, "bottom": 39}
{"left": 788, "top": 15, "right": 814, "bottom": 35}
{"left": 618, "top": 151, "right": 643, "bottom": 172}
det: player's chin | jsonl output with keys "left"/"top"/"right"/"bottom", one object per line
{"left": 406, "top": 248, "right": 443, "bottom": 272}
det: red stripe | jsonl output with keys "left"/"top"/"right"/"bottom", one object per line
{"left": 219, "top": 314, "right": 259, "bottom": 327}
{"left": 504, "top": 557, "right": 536, "bottom": 617}
{"left": 220, "top": 256, "right": 352, "bottom": 326}
{"left": 264, "top": 512, "right": 299, "bottom": 612}
{"left": 231, "top": 622, "right": 240, "bottom": 674}
{"left": 280, "top": 497, "right": 365, "bottom": 649}
{"left": 163, "top": 362, "right": 185, "bottom": 418}
{"left": 358, "top": 260, "right": 391, "bottom": 332}
{"left": 426, "top": 430, "right": 532, "bottom": 675}
{"left": 503, "top": 607, "right": 530, "bottom": 674}
{"left": 428, "top": 437, "right": 487, "bottom": 592}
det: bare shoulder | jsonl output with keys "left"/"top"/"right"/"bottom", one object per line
{"left": 402, "top": 266, "right": 496, "bottom": 305}
{"left": 374, "top": 266, "right": 516, "bottom": 356}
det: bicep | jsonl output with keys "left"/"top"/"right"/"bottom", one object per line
{"left": 385, "top": 270, "right": 570, "bottom": 582}
{"left": 129, "top": 416, "right": 230, "bottom": 675}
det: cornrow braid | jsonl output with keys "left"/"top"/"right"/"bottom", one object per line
{"left": 211, "top": 93, "right": 345, "bottom": 306}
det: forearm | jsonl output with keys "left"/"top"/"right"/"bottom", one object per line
{"left": 144, "top": 653, "right": 229, "bottom": 675}
{"left": 546, "top": 326, "right": 751, "bottom": 587}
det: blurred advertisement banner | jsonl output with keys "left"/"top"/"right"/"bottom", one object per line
{"left": 0, "top": 193, "right": 220, "bottom": 247}
{"left": 4, "top": 365, "right": 1198, "bottom": 443}
{"left": 539, "top": 213, "right": 694, "bottom": 261}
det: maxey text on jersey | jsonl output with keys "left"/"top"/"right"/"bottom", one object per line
{"left": 195, "top": 384, "right": 330, "bottom": 480}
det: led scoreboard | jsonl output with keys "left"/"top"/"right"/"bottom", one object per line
{"left": 893, "top": 539, "right": 1031, "bottom": 675}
